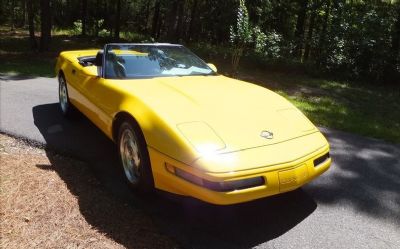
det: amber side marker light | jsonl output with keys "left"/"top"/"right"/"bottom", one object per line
{"left": 165, "top": 163, "right": 265, "bottom": 192}
{"left": 313, "top": 152, "right": 330, "bottom": 167}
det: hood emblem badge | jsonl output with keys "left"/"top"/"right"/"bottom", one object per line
{"left": 260, "top": 130, "right": 274, "bottom": 139}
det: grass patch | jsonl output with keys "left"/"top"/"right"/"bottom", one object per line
{"left": 0, "top": 27, "right": 102, "bottom": 77}
{"left": 0, "top": 57, "right": 55, "bottom": 77}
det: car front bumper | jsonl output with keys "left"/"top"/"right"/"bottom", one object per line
{"left": 148, "top": 140, "right": 331, "bottom": 205}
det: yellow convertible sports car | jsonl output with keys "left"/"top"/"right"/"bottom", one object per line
{"left": 55, "top": 43, "right": 331, "bottom": 205}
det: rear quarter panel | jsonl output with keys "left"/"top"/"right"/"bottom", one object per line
{"left": 55, "top": 50, "right": 115, "bottom": 136}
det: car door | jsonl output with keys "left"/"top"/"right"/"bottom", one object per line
{"left": 73, "top": 64, "right": 115, "bottom": 138}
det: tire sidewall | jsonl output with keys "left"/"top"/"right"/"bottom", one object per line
{"left": 58, "top": 74, "right": 70, "bottom": 116}
{"left": 117, "top": 121, "right": 154, "bottom": 192}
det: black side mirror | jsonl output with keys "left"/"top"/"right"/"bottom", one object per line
{"left": 95, "top": 50, "right": 103, "bottom": 66}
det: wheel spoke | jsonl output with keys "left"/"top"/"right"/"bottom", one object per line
{"left": 120, "top": 128, "right": 141, "bottom": 184}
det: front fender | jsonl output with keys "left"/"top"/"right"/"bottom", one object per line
{"left": 117, "top": 98, "right": 199, "bottom": 165}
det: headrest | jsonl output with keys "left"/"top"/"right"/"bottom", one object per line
{"left": 106, "top": 50, "right": 117, "bottom": 60}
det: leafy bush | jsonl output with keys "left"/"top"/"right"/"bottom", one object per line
{"left": 254, "top": 30, "right": 283, "bottom": 59}
{"left": 72, "top": 20, "right": 82, "bottom": 36}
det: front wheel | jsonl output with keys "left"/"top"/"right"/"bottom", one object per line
{"left": 118, "top": 121, "right": 154, "bottom": 192}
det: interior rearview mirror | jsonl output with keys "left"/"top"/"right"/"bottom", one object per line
{"left": 207, "top": 63, "right": 217, "bottom": 73}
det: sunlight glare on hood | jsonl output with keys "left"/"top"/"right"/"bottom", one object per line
{"left": 177, "top": 121, "right": 226, "bottom": 154}
{"left": 196, "top": 143, "right": 222, "bottom": 158}
{"left": 196, "top": 143, "right": 238, "bottom": 170}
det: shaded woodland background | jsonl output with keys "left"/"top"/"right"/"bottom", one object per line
{"left": 0, "top": 0, "right": 399, "bottom": 84}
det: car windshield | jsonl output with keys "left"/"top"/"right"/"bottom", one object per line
{"left": 103, "top": 44, "right": 215, "bottom": 79}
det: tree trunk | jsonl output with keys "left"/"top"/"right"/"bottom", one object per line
{"left": 94, "top": 0, "right": 100, "bottom": 36}
{"left": 388, "top": 4, "right": 400, "bottom": 84}
{"left": 166, "top": 0, "right": 179, "bottom": 41}
{"left": 330, "top": 0, "right": 343, "bottom": 39}
{"left": 11, "top": 3, "right": 15, "bottom": 31}
{"left": 231, "top": 46, "right": 243, "bottom": 76}
{"left": 151, "top": 0, "right": 161, "bottom": 38}
{"left": 22, "top": 0, "right": 26, "bottom": 27}
{"left": 114, "top": 0, "right": 121, "bottom": 40}
{"left": 156, "top": 16, "right": 163, "bottom": 39}
{"left": 391, "top": 5, "right": 400, "bottom": 60}
{"left": 144, "top": 0, "right": 151, "bottom": 33}
{"left": 39, "top": 0, "right": 51, "bottom": 52}
{"left": 304, "top": 0, "right": 318, "bottom": 60}
{"left": 316, "top": 0, "right": 331, "bottom": 66}
{"left": 276, "top": 3, "right": 290, "bottom": 39}
{"left": 81, "top": 0, "right": 87, "bottom": 36}
{"left": 293, "top": 0, "right": 308, "bottom": 60}
{"left": 175, "top": 0, "right": 185, "bottom": 42}
{"left": 187, "top": 0, "right": 198, "bottom": 41}
{"left": 27, "top": 0, "right": 37, "bottom": 49}
{"left": 66, "top": 0, "right": 71, "bottom": 24}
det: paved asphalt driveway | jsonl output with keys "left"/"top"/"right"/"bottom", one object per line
{"left": 1, "top": 75, "right": 399, "bottom": 249}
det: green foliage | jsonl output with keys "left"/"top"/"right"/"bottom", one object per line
{"left": 255, "top": 30, "right": 283, "bottom": 58}
{"left": 253, "top": 26, "right": 267, "bottom": 53}
{"left": 72, "top": 21, "right": 82, "bottom": 35}
{"left": 229, "top": 0, "right": 253, "bottom": 46}
{"left": 0, "top": 0, "right": 398, "bottom": 83}
{"left": 120, "top": 31, "right": 151, "bottom": 42}
{"left": 320, "top": 2, "right": 399, "bottom": 82}
{"left": 229, "top": 0, "right": 252, "bottom": 73}
{"left": 98, "top": 29, "right": 111, "bottom": 38}
{"left": 229, "top": 0, "right": 269, "bottom": 74}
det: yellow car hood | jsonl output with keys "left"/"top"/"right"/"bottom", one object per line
{"left": 118, "top": 75, "right": 318, "bottom": 155}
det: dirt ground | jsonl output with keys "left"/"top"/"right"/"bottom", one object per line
{"left": 0, "top": 133, "right": 178, "bottom": 249}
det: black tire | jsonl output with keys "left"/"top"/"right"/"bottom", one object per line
{"left": 58, "top": 73, "right": 75, "bottom": 118}
{"left": 117, "top": 120, "right": 154, "bottom": 192}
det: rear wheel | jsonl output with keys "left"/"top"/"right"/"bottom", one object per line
{"left": 58, "top": 74, "right": 74, "bottom": 117}
{"left": 118, "top": 121, "right": 154, "bottom": 191}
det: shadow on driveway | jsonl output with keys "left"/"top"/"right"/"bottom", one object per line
{"left": 308, "top": 128, "right": 400, "bottom": 224}
{"left": 32, "top": 103, "right": 316, "bottom": 248}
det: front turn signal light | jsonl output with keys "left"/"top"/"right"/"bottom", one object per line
{"left": 165, "top": 162, "right": 265, "bottom": 192}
